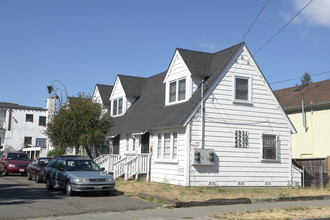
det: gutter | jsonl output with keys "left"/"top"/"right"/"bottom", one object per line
{"left": 284, "top": 101, "right": 330, "bottom": 112}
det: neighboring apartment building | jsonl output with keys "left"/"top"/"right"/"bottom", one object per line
{"left": 95, "top": 42, "right": 301, "bottom": 187}
{"left": 0, "top": 102, "right": 49, "bottom": 158}
{"left": 275, "top": 80, "right": 330, "bottom": 186}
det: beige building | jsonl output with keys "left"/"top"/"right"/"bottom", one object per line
{"left": 275, "top": 80, "right": 330, "bottom": 186}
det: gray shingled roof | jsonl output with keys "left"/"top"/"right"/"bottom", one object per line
{"left": 0, "top": 102, "right": 46, "bottom": 111}
{"left": 118, "top": 75, "right": 147, "bottom": 97}
{"left": 96, "top": 84, "right": 113, "bottom": 105}
{"left": 107, "top": 43, "right": 243, "bottom": 136}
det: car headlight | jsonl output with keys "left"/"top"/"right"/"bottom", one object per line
{"left": 72, "top": 178, "right": 89, "bottom": 183}
{"left": 105, "top": 178, "right": 114, "bottom": 182}
{"left": 8, "top": 164, "right": 15, "bottom": 168}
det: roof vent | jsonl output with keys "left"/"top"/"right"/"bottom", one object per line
{"left": 294, "top": 83, "right": 309, "bottom": 92}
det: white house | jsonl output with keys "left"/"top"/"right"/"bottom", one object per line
{"left": 0, "top": 102, "right": 50, "bottom": 158}
{"left": 92, "top": 84, "right": 113, "bottom": 115}
{"left": 95, "top": 43, "right": 302, "bottom": 187}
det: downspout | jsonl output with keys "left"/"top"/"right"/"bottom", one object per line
{"left": 8, "top": 108, "right": 12, "bottom": 131}
{"left": 201, "top": 80, "right": 204, "bottom": 149}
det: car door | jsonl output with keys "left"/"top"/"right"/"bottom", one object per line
{"left": 30, "top": 159, "right": 38, "bottom": 178}
{"left": 0, "top": 153, "right": 7, "bottom": 172}
{"left": 55, "top": 159, "right": 67, "bottom": 189}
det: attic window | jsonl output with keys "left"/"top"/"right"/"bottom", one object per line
{"left": 169, "top": 78, "right": 186, "bottom": 103}
{"left": 112, "top": 97, "right": 123, "bottom": 116}
{"left": 234, "top": 76, "right": 252, "bottom": 103}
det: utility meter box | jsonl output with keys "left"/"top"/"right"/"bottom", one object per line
{"left": 193, "top": 148, "right": 215, "bottom": 166}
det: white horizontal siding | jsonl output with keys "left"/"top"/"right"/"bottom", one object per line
{"left": 150, "top": 128, "right": 186, "bottom": 186}
{"left": 189, "top": 47, "right": 292, "bottom": 187}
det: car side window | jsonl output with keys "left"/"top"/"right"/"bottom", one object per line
{"left": 47, "top": 159, "right": 57, "bottom": 168}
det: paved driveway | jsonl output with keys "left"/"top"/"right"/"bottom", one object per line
{"left": 0, "top": 174, "right": 158, "bottom": 220}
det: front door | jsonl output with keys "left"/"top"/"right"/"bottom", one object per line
{"left": 141, "top": 133, "right": 150, "bottom": 153}
{"left": 113, "top": 135, "right": 120, "bottom": 155}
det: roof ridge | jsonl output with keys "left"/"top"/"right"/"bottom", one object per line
{"left": 118, "top": 74, "right": 147, "bottom": 79}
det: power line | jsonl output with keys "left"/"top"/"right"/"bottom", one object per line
{"left": 240, "top": 0, "right": 270, "bottom": 43}
{"left": 270, "top": 70, "right": 330, "bottom": 85}
{"left": 253, "top": 0, "right": 314, "bottom": 55}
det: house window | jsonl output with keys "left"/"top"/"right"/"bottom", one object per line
{"left": 126, "top": 134, "right": 130, "bottom": 151}
{"left": 178, "top": 79, "right": 186, "bottom": 101}
{"left": 39, "top": 116, "right": 46, "bottom": 126}
{"left": 169, "top": 81, "right": 177, "bottom": 102}
{"left": 173, "top": 132, "right": 178, "bottom": 159}
{"left": 169, "top": 78, "right": 186, "bottom": 103}
{"left": 235, "top": 130, "right": 248, "bottom": 148}
{"left": 262, "top": 134, "right": 278, "bottom": 161}
{"left": 112, "top": 98, "right": 123, "bottom": 116}
{"left": 234, "top": 76, "right": 250, "bottom": 102}
{"left": 26, "top": 114, "right": 33, "bottom": 122}
{"left": 24, "top": 137, "right": 32, "bottom": 145}
{"left": 157, "top": 134, "right": 162, "bottom": 159}
{"left": 156, "top": 132, "right": 178, "bottom": 161}
{"left": 36, "top": 138, "right": 47, "bottom": 147}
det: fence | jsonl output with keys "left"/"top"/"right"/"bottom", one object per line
{"left": 303, "top": 166, "right": 330, "bottom": 188}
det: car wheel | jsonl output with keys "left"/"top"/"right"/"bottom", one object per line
{"left": 45, "top": 178, "right": 53, "bottom": 191}
{"left": 2, "top": 167, "right": 8, "bottom": 176}
{"left": 35, "top": 173, "right": 42, "bottom": 183}
{"left": 102, "top": 191, "right": 112, "bottom": 196}
{"left": 65, "top": 181, "right": 74, "bottom": 196}
{"left": 27, "top": 171, "right": 32, "bottom": 180}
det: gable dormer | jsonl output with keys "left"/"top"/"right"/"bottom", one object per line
{"left": 163, "top": 50, "right": 192, "bottom": 106}
{"left": 109, "top": 75, "right": 147, "bottom": 117}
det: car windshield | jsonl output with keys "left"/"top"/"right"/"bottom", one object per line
{"left": 38, "top": 158, "right": 49, "bottom": 167}
{"left": 65, "top": 160, "right": 102, "bottom": 171}
{"left": 7, "top": 153, "right": 29, "bottom": 161}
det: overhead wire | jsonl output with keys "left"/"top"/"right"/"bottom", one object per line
{"left": 240, "top": 0, "right": 270, "bottom": 43}
{"left": 270, "top": 70, "right": 330, "bottom": 85}
{"left": 253, "top": 0, "right": 314, "bottom": 55}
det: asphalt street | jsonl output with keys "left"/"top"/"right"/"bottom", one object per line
{"left": 0, "top": 175, "right": 158, "bottom": 220}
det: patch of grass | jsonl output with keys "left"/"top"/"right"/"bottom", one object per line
{"left": 115, "top": 180, "right": 330, "bottom": 202}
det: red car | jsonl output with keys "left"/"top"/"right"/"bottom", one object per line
{"left": 27, "top": 157, "right": 50, "bottom": 183}
{"left": 0, "top": 152, "right": 30, "bottom": 176}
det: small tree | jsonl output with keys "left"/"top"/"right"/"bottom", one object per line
{"left": 301, "top": 72, "right": 312, "bottom": 85}
{"left": 45, "top": 95, "right": 111, "bottom": 159}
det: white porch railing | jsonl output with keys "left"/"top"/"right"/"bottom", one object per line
{"left": 94, "top": 154, "right": 122, "bottom": 173}
{"left": 95, "top": 153, "right": 151, "bottom": 181}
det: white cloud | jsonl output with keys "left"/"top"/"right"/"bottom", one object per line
{"left": 198, "top": 42, "right": 218, "bottom": 52}
{"left": 291, "top": 0, "right": 330, "bottom": 28}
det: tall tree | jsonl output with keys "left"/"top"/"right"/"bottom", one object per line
{"left": 45, "top": 96, "right": 111, "bottom": 159}
{"left": 301, "top": 72, "right": 312, "bottom": 85}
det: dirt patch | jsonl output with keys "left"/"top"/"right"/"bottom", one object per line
{"left": 212, "top": 206, "right": 330, "bottom": 220}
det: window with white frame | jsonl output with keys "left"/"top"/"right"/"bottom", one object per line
{"left": 262, "top": 134, "right": 278, "bottom": 161}
{"left": 235, "top": 130, "right": 248, "bottom": 148}
{"left": 112, "top": 97, "right": 123, "bottom": 116}
{"left": 169, "top": 78, "right": 186, "bottom": 103}
{"left": 234, "top": 76, "right": 251, "bottom": 102}
{"left": 36, "top": 138, "right": 47, "bottom": 147}
{"left": 126, "top": 134, "right": 130, "bottom": 151}
{"left": 156, "top": 132, "right": 178, "bottom": 161}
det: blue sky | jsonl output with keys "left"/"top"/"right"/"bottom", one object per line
{"left": 1, "top": 0, "right": 329, "bottom": 108}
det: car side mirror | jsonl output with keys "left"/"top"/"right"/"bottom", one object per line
{"left": 101, "top": 167, "right": 105, "bottom": 171}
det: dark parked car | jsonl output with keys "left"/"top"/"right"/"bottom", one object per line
{"left": 44, "top": 156, "right": 116, "bottom": 196}
{"left": 27, "top": 157, "right": 50, "bottom": 183}
{"left": 0, "top": 152, "right": 30, "bottom": 176}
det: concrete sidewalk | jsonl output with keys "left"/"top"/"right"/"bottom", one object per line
{"left": 28, "top": 198, "right": 330, "bottom": 220}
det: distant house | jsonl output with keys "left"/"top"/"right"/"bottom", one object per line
{"left": 95, "top": 43, "right": 301, "bottom": 187}
{"left": 0, "top": 102, "right": 49, "bottom": 159}
{"left": 275, "top": 80, "right": 330, "bottom": 186}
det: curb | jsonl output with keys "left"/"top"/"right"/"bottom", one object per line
{"left": 138, "top": 193, "right": 330, "bottom": 208}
